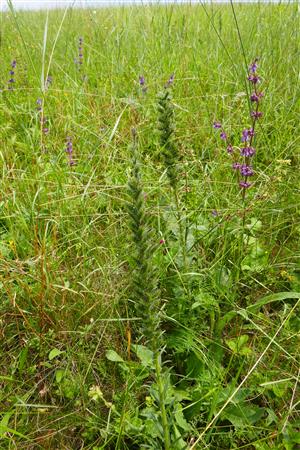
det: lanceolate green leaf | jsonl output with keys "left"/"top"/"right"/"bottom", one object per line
{"left": 246, "top": 292, "right": 300, "bottom": 313}
{"left": 217, "top": 291, "right": 300, "bottom": 334}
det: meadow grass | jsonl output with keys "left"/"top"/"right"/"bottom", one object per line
{"left": 0, "top": 2, "right": 299, "bottom": 449}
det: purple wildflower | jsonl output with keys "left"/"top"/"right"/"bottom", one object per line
{"left": 45, "top": 75, "right": 52, "bottom": 90}
{"left": 78, "top": 37, "right": 83, "bottom": 66}
{"left": 212, "top": 60, "right": 264, "bottom": 195}
{"left": 241, "top": 129, "right": 249, "bottom": 142}
{"left": 249, "top": 58, "right": 258, "bottom": 73}
{"left": 248, "top": 74, "right": 260, "bottom": 84}
{"left": 41, "top": 116, "right": 49, "bottom": 135}
{"left": 250, "top": 92, "right": 264, "bottom": 103}
{"left": 241, "top": 128, "right": 255, "bottom": 142}
{"left": 65, "top": 136, "right": 75, "bottom": 166}
{"left": 250, "top": 93, "right": 259, "bottom": 102}
{"left": 36, "top": 98, "right": 42, "bottom": 112}
{"left": 36, "top": 99, "right": 49, "bottom": 134}
{"left": 139, "top": 75, "right": 147, "bottom": 93}
{"left": 240, "top": 164, "right": 254, "bottom": 177}
{"left": 251, "top": 111, "right": 263, "bottom": 119}
{"left": 8, "top": 60, "right": 17, "bottom": 89}
{"left": 239, "top": 181, "right": 252, "bottom": 189}
{"left": 211, "top": 210, "right": 218, "bottom": 217}
{"left": 165, "top": 73, "right": 175, "bottom": 88}
{"left": 240, "top": 146, "right": 256, "bottom": 157}
{"left": 159, "top": 239, "right": 165, "bottom": 245}
{"left": 232, "top": 162, "right": 241, "bottom": 170}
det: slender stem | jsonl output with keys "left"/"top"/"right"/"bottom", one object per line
{"left": 154, "top": 350, "right": 171, "bottom": 450}
{"left": 174, "top": 187, "right": 188, "bottom": 271}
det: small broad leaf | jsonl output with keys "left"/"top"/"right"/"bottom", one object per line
{"left": 105, "top": 350, "right": 124, "bottom": 363}
{"left": 55, "top": 369, "right": 65, "bottom": 384}
{"left": 174, "top": 404, "right": 191, "bottom": 431}
{"left": 222, "top": 403, "right": 265, "bottom": 429}
{"left": 48, "top": 348, "right": 64, "bottom": 361}
{"left": 226, "top": 335, "right": 252, "bottom": 355}
{"left": 131, "top": 344, "right": 153, "bottom": 367}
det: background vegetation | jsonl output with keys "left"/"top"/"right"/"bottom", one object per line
{"left": 0, "top": 2, "right": 299, "bottom": 449}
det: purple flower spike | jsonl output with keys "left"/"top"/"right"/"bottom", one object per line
{"left": 240, "top": 164, "right": 254, "bottom": 177}
{"left": 251, "top": 111, "right": 263, "bottom": 119}
{"left": 212, "top": 60, "right": 264, "bottom": 195}
{"left": 77, "top": 37, "right": 84, "bottom": 67}
{"left": 239, "top": 181, "right": 252, "bottom": 189}
{"left": 251, "top": 91, "right": 264, "bottom": 102}
{"left": 45, "top": 75, "right": 52, "bottom": 90}
{"left": 248, "top": 74, "right": 261, "bottom": 84}
{"left": 250, "top": 93, "right": 259, "bottom": 102}
{"left": 212, "top": 210, "right": 218, "bottom": 217}
{"left": 139, "top": 75, "right": 147, "bottom": 93}
{"left": 241, "top": 128, "right": 255, "bottom": 143}
{"left": 249, "top": 58, "right": 258, "bottom": 73}
{"left": 241, "top": 129, "right": 249, "bottom": 142}
{"left": 8, "top": 60, "right": 17, "bottom": 89}
{"left": 240, "top": 146, "right": 256, "bottom": 157}
{"left": 165, "top": 73, "right": 175, "bottom": 88}
{"left": 36, "top": 98, "right": 43, "bottom": 112}
{"left": 232, "top": 162, "right": 241, "bottom": 170}
{"left": 65, "top": 136, "right": 76, "bottom": 166}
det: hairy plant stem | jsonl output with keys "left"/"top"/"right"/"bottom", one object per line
{"left": 154, "top": 350, "right": 171, "bottom": 450}
{"left": 174, "top": 188, "right": 188, "bottom": 274}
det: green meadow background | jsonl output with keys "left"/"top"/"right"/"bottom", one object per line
{"left": 0, "top": 2, "right": 299, "bottom": 449}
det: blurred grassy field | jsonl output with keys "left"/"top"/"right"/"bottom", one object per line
{"left": 0, "top": 2, "right": 299, "bottom": 449}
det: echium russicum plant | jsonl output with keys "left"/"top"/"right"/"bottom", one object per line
{"left": 157, "top": 74, "right": 178, "bottom": 189}
{"left": 8, "top": 60, "right": 17, "bottom": 90}
{"left": 127, "top": 129, "right": 171, "bottom": 449}
{"left": 127, "top": 128, "right": 161, "bottom": 346}
{"left": 213, "top": 59, "right": 264, "bottom": 194}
